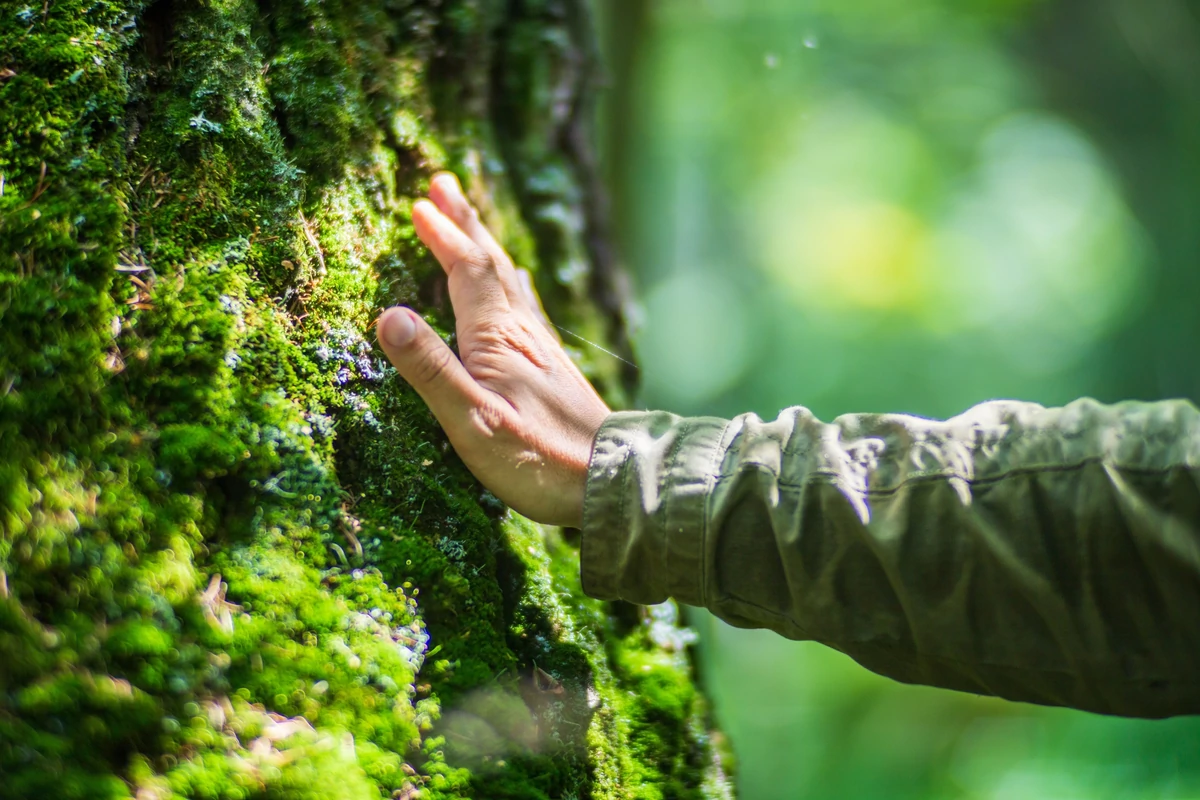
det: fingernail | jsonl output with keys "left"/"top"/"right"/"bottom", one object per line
{"left": 381, "top": 308, "right": 416, "bottom": 348}
{"left": 434, "top": 171, "right": 462, "bottom": 196}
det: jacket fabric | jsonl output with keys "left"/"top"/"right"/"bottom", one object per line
{"left": 580, "top": 398, "right": 1200, "bottom": 718}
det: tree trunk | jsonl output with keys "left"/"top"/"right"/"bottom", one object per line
{"left": 0, "top": 1, "right": 731, "bottom": 797}
{"left": 1024, "top": 0, "right": 1200, "bottom": 404}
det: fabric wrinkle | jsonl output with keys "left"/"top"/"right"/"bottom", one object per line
{"left": 580, "top": 397, "right": 1200, "bottom": 717}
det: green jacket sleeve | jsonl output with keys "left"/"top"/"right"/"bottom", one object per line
{"left": 580, "top": 398, "right": 1200, "bottom": 718}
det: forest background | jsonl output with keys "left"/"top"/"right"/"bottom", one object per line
{"left": 599, "top": 0, "right": 1200, "bottom": 798}
{"left": 5, "top": 0, "right": 1200, "bottom": 797}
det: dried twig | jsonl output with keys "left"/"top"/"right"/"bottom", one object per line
{"left": 30, "top": 162, "right": 47, "bottom": 202}
{"left": 116, "top": 247, "right": 152, "bottom": 272}
{"left": 533, "top": 663, "right": 565, "bottom": 695}
{"left": 340, "top": 507, "right": 364, "bottom": 558}
{"left": 298, "top": 211, "right": 326, "bottom": 276}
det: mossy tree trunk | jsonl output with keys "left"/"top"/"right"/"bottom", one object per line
{"left": 0, "top": 1, "right": 731, "bottom": 797}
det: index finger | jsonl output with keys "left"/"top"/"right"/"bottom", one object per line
{"left": 413, "top": 199, "right": 511, "bottom": 319}
{"left": 429, "top": 173, "right": 527, "bottom": 309}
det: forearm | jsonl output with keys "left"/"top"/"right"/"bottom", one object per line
{"left": 581, "top": 399, "right": 1200, "bottom": 717}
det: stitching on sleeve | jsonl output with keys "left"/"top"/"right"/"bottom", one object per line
{"left": 617, "top": 443, "right": 629, "bottom": 570}
{"left": 581, "top": 423, "right": 607, "bottom": 536}
{"left": 759, "top": 457, "right": 1200, "bottom": 493}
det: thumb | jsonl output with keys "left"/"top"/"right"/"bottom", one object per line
{"left": 377, "top": 307, "right": 481, "bottom": 419}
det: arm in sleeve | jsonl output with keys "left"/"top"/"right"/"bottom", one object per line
{"left": 580, "top": 398, "right": 1200, "bottom": 718}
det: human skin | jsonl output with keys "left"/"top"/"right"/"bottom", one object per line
{"left": 376, "top": 173, "right": 610, "bottom": 528}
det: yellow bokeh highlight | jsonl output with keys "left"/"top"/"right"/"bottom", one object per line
{"left": 765, "top": 201, "right": 932, "bottom": 313}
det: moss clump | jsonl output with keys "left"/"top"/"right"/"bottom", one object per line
{"left": 0, "top": 0, "right": 731, "bottom": 797}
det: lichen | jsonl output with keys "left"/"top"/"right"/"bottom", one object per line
{"left": 0, "top": 0, "right": 730, "bottom": 797}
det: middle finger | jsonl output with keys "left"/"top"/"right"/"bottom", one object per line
{"left": 413, "top": 199, "right": 511, "bottom": 322}
{"left": 428, "top": 172, "right": 527, "bottom": 308}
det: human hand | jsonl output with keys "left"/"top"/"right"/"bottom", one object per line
{"left": 376, "top": 173, "right": 611, "bottom": 528}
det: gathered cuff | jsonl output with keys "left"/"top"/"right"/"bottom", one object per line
{"left": 580, "top": 410, "right": 729, "bottom": 608}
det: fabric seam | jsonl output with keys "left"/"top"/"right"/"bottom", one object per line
{"left": 720, "top": 455, "right": 1200, "bottom": 494}
{"left": 580, "top": 419, "right": 609, "bottom": 537}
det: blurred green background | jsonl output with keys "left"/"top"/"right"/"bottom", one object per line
{"left": 597, "top": 0, "right": 1200, "bottom": 798}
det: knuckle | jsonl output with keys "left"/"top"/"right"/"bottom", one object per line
{"left": 414, "top": 344, "right": 457, "bottom": 387}
{"left": 505, "top": 322, "right": 553, "bottom": 371}
{"left": 480, "top": 320, "right": 536, "bottom": 356}
{"left": 455, "top": 247, "right": 494, "bottom": 277}
{"left": 468, "top": 400, "right": 519, "bottom": 441}
{"left": 465, "top": 316, "right": 510, "bottom": 344}
{"left": 459, "top": 201, "right": 479, "bottom": 222}
{"left": 461, "top": 339, "right": 510, "bottom": 378}
{"left": 487, "top": 317, "right": 522, "bottom": 341}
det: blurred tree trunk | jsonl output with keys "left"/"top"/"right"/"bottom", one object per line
{"left": 0, "top": 1, "right": 730, "bottom": 797}
{"left": 1025, "top": 0, "right": 1200, "bottom": 404}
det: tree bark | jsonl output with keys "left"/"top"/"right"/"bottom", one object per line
{"left": 0, "top": 1, "right": 731, "bottom": 797}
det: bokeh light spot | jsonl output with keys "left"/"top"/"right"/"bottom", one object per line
{"left": 637, "top": 272, "right": 754, "bottom": 407}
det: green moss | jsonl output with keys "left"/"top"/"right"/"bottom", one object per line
{"left": 0, "top": 0, "right": 731, "bottom": 797}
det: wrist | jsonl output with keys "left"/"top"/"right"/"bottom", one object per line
{"left": 557, "top": 412, "right": 607, "bottom": 529}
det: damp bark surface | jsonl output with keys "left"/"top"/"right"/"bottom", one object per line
{"left": 0, "top": 1, "right": 732, "bottom": 797}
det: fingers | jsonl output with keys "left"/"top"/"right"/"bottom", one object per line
{"left": 377, "top": 306, "right": 486, "bottom": 424}
{"left": 429, "top": 173, "right": 512, "bottom": 270}
{"left": 427, "top": 172, "right": 527, "bottom": 308}
{"left": 412, "top": 199, "right": 511, "bottom": 319}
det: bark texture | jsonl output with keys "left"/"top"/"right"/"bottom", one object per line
{"left": 0, "top": 1, "right": 732, "bottom": 797}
